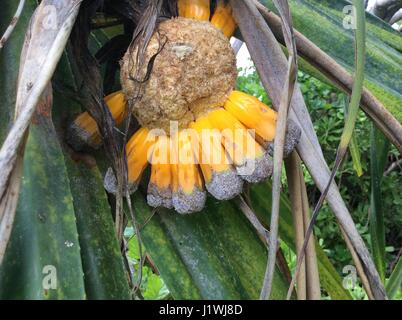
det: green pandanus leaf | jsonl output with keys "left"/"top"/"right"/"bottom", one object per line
{"left": 132, "top": 191, "right": 290, "bottom": 300}
{"left": 369, "top": 127, "right": 390, "bottom": 283}
{"left": 343, "top": 96, "right": 363, "bottom": 177}
{"left": 387, "top": 256, "right": 402, "bottom": 299}
{"left": 262, "top": 0, "right": 402, "bottom": 123}
{"left": 51, "top": 52, "right": 132, "bottom": 299}
{"left": 126, "top": 180, "right": 350, "bottom": 300}
{"left": 0, "top": 2, "right": 130, "bottom": 298}
{"left": 0, "top": 99, "right": 86, "bottom": 299}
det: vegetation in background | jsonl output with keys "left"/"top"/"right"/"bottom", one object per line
{"left": 124, "top": 227, "right": 170, "bottom": 300}
{"left": 237, "top": 64, "right": 402, "bottom": 298}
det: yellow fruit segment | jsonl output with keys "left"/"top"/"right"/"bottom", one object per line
{"left": 149, "top": 135, "right": 172, "bottom": 190}
{"left": 126, "top": 127, "right": 156, "bottom": 185}
{"left": 224, "top": 91, "right": 277, "bottom": 141}
{"left": 178, "top": 0, "right": 210, "bottom": 21}
{"left": 73, "top": 112, "right": 100, "bottom": 144}
{"left": 190, "top": 116, "right": 231, "bottom": 183}
{"left": 72, "top": 91, "right": 127, "bottom": 145}
{"left": 105, "top": 90, "right": 128, "bottom": 124}
{"left": 171, "top": 130, "right": 204, "bottom": 194}
{"left": 210, "top": 0, "right": 237, "bottom": 38}
{"left": 207, "top": 108, "right": 265, "bottom": 166}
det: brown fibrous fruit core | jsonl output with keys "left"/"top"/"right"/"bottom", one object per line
{"left": 120, "top": 17, "right": 237, "bottom": 132}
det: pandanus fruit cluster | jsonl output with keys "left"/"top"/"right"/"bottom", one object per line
{"left": 68, "top": 0, "right": 301, "bottom": 214}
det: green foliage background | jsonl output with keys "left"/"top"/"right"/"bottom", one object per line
{"left": 237, "top": 65, "right": 402, "bottom": 299}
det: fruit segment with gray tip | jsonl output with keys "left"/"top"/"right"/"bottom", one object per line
{"left": 237, "top": 151, "right": 273, "bottom": 183}
{"left": 268, "top": 119, "right": 302, "bottom": 158}
{"left": 147, "top": 183, "right": 173, "bottom": 209}
{"left": 172, "top": 188, "right": 207, "bottom": 214}
{"left": 205, "top": 170, "right": 244, "bottom": 200}
{"left": 103, "top": 167, "right": 138, "bottom": 195}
